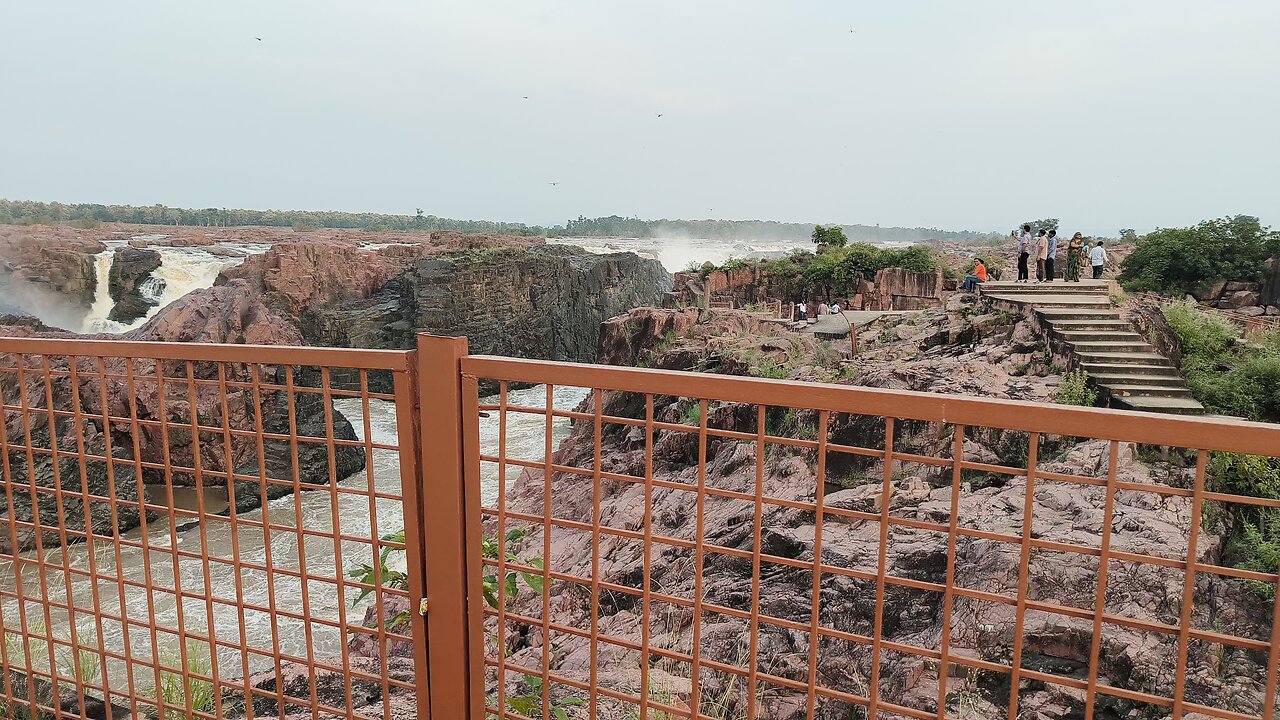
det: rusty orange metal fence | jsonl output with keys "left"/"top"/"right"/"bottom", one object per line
{"left": 4, "top": 333, "right": 1280, "bottom": 720}
{"left": 0, "top": 337, "right": 432, "bottom": 720}
{"left": 457, "top": 353, "right": 1280, "bottom": 720}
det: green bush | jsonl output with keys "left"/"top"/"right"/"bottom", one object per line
{"left": 1212, "top": 453, "right": 1280, "bottom": 598}
{"left": 1162, "top": 302, "right": 1280, "bottom": 422}
{"left": 1055, "top": 369, "right": 1097, "bottom": 406}
{"left": 1119, "top": 215, "right": 1279, "bottom": 295}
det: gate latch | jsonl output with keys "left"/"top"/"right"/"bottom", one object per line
{"left": 419, "top": 598, "right": 429, "bottom": 616}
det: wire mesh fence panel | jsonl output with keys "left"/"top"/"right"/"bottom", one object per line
{"left": 462, "top": 355, "right": 1280, "bottom": 720}
{"left": 0, "top": 339, "right": 423, "bottom": 720}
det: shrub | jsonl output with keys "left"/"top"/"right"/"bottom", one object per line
{"left": 1163, "top": 302, "right": 1280, "bottom": 422}
{"left": 1119, "top": 215, "right": 1280, "bottom": 295}
{"left": 1055, "top": 369, "right": 1097, "bottom": 406}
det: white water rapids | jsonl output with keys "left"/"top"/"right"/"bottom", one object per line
{"left": 79, "top": 236, "right": 271, "bottom": 334}
{"left": 0, "top": 384, "right": 587, "bottom": 691}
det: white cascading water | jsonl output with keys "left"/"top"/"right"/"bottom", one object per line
{"left": 0, "top": 378, "right": 587, "bottom": 689}
{"left": 80, "top": 236, "right": 271, "bottom": 334}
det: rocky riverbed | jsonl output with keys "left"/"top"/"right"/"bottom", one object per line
{"left": 479, "top": 301, "right": 1274, "bottom": 720}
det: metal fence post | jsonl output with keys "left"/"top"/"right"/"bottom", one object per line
{"left": 417, "top": 333, "right": 481, "bottom": 718}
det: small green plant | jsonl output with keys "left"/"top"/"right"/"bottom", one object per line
{"left": 481, "top": 528, "right": 546, "bottom": 609}
{"left": 812, "top": 340, "right": 838, "bottom": 366}
{"left": 681, "top": 402, "right": 702, "bottom": 426}
{"left": 506, "top": 675, "right": 584, "bottom": 720}
{"left": 147, "top": 642, "right": 215, "bottom": 720}
{"left": 1109, "top": 291, "right": 1129, "bottom": 306}
{"left": 1055, "top": 369, "right": 1098, "bottom": 406}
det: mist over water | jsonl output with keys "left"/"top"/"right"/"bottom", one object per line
{"left": 550, "top": 235, "right": 914, "bottom": 273}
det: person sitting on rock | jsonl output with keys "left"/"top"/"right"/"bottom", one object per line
{"left": 961, "top": 257, "right": 988, "bottom": 292}
{"left": 831, "top": 302, "right": 842, "bottom": 314}
{"left": 818, "top": 302, "right": 829, "bottom": 316}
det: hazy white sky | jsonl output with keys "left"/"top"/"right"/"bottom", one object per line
{"left": 1, "top": 1, "right": 1277, "bottom": 235}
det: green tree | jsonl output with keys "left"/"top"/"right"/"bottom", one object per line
{"left": 1019, "top": 218, "right": 1059, "bottom": 234}
{"left": 1119, "top": 228, "right": 1137, "bottom": 242}
{"left": 811, "top": 224, "right": 848, "bottom": 248}
{"left": 1119, "top": 215, "right": 1279, "bottom": 295}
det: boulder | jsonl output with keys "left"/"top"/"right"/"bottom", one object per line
{"left": 0, "top": 422, "right": 145, "bottom": 554}
{"left": 107, "top": 246, "right": 162, "bottom": 323}
{"left": 1219, "top": 290, "right": 1261, "bottom": 309}
{"left": 1267, "top": 305, "right": 1280, "bottom": 316}
{"left": 1191, "top": 281, "right": 1227, "bottom": 303}
{"left": 1223, "top": 281, "right": 1260, "bottom": 293}
{"left": 1236, "top": 305, "right": 1266, "bottom": 317}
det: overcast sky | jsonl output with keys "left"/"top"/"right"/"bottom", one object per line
{"left": 1, "top": 1, "right": 1277, "bottom": 235}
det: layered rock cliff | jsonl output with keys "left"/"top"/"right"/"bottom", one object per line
{"left": 229, "top": 242, "right": 673, "bottom": 363}
{"left": 107, "top": 246, "right": 162, "bottom": 322}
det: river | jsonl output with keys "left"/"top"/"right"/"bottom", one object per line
{"left": 0, "top": 385, "right": 587, "bottom": 691}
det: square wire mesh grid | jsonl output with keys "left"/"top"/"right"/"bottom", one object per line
{"left": 0, "top": 347, "right": 418, "bottom": 720}
{"left": 469, "top": 371, "right": 1280, "bottom": 720}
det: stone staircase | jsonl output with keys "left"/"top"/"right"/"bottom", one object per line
{"left": 979, "top": 280, "right": 1205, "bottom": 415}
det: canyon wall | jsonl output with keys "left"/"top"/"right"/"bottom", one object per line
{"left": 291, "top": 244, "right": 672, "bottom": 362}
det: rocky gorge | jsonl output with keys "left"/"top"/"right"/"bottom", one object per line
{"left": 0, "top": 225, "right": 672, "bottom": 551}
{"left": 473, "top": 299, "right": 1274, "bottom": 720}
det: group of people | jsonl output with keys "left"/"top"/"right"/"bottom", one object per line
{"left": 1013, "top": 225, "right": 1109, "bottom": 283}
{"left": 961, "top": 224, "right": 1110, "bottom": 292}
{"left": 795, "top": 301, "right": 842, "bottom": 321}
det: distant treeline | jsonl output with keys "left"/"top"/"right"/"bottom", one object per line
{"left": 0, "top": 199, "right": 549, "bottom": 236}
{"left": 564, "top": 215, "right": 1001, "bottom": 243}
{"left": 0, "top": 199, "right": 1000, "bottom": 243}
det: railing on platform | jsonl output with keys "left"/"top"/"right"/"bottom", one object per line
{"left": 2, "top": 334, "right": 1280, "bottom": 719}
{"left": 0, "top": 338, "right": 430, "bottom": 720}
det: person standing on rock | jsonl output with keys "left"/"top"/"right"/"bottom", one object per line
{"left": 1065, "top": 233, "right": 1084, "bottom": 282}
{"left": 1045, "top": 229, "right": 1058, "bottom": 282}
{"left": 1090, "top": 240, "right": 1108, "bottom": 279}
{"left": 1034, "top": 229, "right": 1049, "bottom": 283}
{"left": 818, "top": 302, "right": 829, "bottom": 316}
{"left": 1017, "top": 225, "right": 1032, "bottom": 282}
{"left": 797, "top": 301, "right": 807, "bottom": 321}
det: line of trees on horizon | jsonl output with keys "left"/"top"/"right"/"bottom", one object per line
{"left": 0, "top": 199, "right": 1003, "bottom": 244}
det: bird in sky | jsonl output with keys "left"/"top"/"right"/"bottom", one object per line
{"left": 255, "top": 37, "right": 262, "bottom": 41}
{"left": 549, "top": 181, "right": 560, "bottom": 186}
{"left": 656, "top": 113, "right": 664, "bottom": 118}
{"left": 523, "top": 96, "right": 529, "bottom": 99}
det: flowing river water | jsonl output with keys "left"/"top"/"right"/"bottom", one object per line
{"left": 0, "top": 385, "right": 588, "bottom": 692}
{"left": 80, "top": 235, "right": 271, "bottom": 334}
{"left": 4, "top": 230, "right": 761, "bottom": 692}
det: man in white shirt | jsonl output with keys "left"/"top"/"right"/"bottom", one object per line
{"left": 1089, "top": 241, "right": 1108, "bottom": 279}
{"left": 1017, "top": 224, "right": 1032, "bottom": 282}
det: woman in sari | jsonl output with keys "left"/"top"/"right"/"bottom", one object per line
{"left": 1065, "top": 232, "right": 1085, "bottom": 282}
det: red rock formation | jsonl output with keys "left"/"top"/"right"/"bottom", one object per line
{"left": 218, "top": 241, "right": 435, "bottom": 317}
{"left": 0, "top": 225, "right": 107, "bottom": 307}
{"left": 864, "top": 267, "right": 945, "bottom": 311}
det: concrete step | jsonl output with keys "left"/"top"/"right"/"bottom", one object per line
{"left": 1079, "top": 363, "right": 1180, "bottom": 378}
{"left": 1110, "top": 395, "right": 1205, "bottom": 415}
{"left": 1069, "top": 340, "right": 1158, "bottom": 354}
{"left": 986, "top": 293, "right": 1111, "bottom": 305}
{"left": 1043, "top": 319, "right": 1133, "bottom": 332}
{"left": 1075, "top": 351, "right": 1172, "bottom": 365}
{"left": 1088, "top": 372, "right": 1184, "bottom": 386}
{"left": 1036, "top": 308, "right": 1123, "bottom": 322}
{"left": 1054, "top": 330, "right": 1146, "bottom": 343}
{"left": 1098, "top": 384, "right": 1194, "bottom": 399}
{"left": 980, "top": 281, "right": 1109, "bottom": 294}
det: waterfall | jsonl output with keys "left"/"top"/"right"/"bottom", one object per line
{"left": 79, "top": 237, "right": 269, "bottom": 334}
{"left": 80, "top": 240, "right": 130, "bottom": 333}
